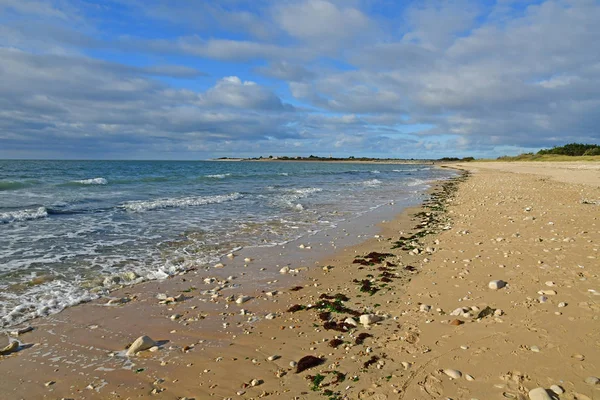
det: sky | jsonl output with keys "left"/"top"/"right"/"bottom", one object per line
{"left": 0, "top": 0, "right": 599, "bottom": 160}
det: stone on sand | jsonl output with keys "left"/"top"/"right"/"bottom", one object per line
{"left": 126, "top": 335, "right": 156, "bottom": 356}
{"left": 488, "top": 280, "right": 506, "bottom": 290}
{"left": 585, "top": 376, "right": 599, "bottom": 385}
{"left": 528, "top": 387, "right": 552, "bottom": 400}
{"left": 359, "top": 314, "right": 383, "bottom": 326}
{"left": 0, "top": 340, "right": 18, "bottom": 355}
{"left": 443, "top": 369, "right": 462, "bottom": 379}
{"left": 236, "top": 295, "right": 252, "bottom": 304}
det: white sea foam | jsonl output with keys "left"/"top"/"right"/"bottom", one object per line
{"left": 0, "top": 207, "right": 48, "bottom": 224}
{"left": 406, "top": 178, "right": 432, "bottom": 187}
{"left": 360, "top": 179, "right": 382, "bottom": 187}
{"left": 278, "top": 172, "right": 289, "bottom": 176}
{"left": 275, "top": 187, "right": 322, "bottom": 211}
{"left": 73, "top": 177, "right": 108, "bottom": 185}
{"left": 121, "top": 192, "right": 243, "bottom": 212}
{"left": 205, "top": 173, "right": 231, "bottom": 179}
{"left": 370, "top": 170, "right": 381, "bottom": 174}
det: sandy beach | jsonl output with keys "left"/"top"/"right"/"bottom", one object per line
{"left": 1, "top": 161, "right": 599, "bottom": 400}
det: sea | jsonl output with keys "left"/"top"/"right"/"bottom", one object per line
{"left": 0, "top": 160, "right": 456, "bottom": 328}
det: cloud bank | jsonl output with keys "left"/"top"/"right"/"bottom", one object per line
{"left": 0, "top": 0, "right": 599, "bottom": 159}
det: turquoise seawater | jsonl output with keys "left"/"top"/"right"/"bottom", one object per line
{"left": 0, "top": 160, "right": 455, "bottom": 327}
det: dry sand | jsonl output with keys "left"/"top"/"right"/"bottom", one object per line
{"left": 1, "top": 162, "right": 599, "bottom": 400}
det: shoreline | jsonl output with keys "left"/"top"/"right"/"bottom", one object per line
{"left": 1, "top": 163, "right": 599, "bottom": 400}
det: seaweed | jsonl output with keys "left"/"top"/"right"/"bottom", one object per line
{"left": 355, "top": 333, "right": 372, "bottom": 345}
{"left": 290, "top": 286, "right": 304, "bottom": 291}
{"left": 287, "top": 304, "right": 306, "bottom": 313}
{"left": 309, "top": 374, "right": 325, "bottom": 391}
{"left": 363, "top": 355, "right": 379, "bottom": 369}
{"left": 296, "top": 355, "right": 324, "bottom": 373}
{"left": 318, "top": 311, "right": 331, "bottom": 321}
{"left": 323, "top": 321, "right": 354, "bottom": 332}
{"left": 328, "top": 338, "right": 344, "bottom": 348}
{"left": 475, "top": 306, "right": 496, "bottom": 319}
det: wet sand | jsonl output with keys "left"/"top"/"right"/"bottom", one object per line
{"left": 1, "top": 162, "right": 599, "bottom": 400}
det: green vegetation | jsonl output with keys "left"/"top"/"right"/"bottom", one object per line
{"left": 496, "top": 143, "right": 600, "bottom": 161}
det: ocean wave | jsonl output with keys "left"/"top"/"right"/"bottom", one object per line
{"left": 278, "top": 172, "right": 289, "bottom": 176}
{"left": 0, "top": 181, "right": 32, "bottom": 191}
{"left": 0, "top": 207, "right": 48, "bottom": 224}
{"left": 121, "top": 192, "right": 243, "bottom": 212}
{"left": 204, "top": 173, "right": 231, "bottom": 179}
{"left": 71, "top": 177, "right": 108, "bottom": 185}
{"left": 370, "top": 170, "right": 381, "bottom": 174}
{"left": 351, "top": 179, "right": 382, "bottom": 187}
{"left": 274, "top": 187, "right": 322, "bottom": 211}
{"left": 406, "top": 178, "right": 432, "bottom": 187}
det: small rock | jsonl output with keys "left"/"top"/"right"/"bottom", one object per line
{"left": 528, "top": 387, "right": 552, "bottom": 400}
{"left": 420, "top": 304, "right": 431, "bottom": 312}
{"left": 298, "top": 244, "right": 305, "bottom": 249}
{"left": 265, "top": 313, "right": 276, "bottom": 320}
{"left": 214, "top": 263, "right": 225, "bottom": 268}
{"left": 45, "top": 381, "right": 55, "bottom": 387}
{"left": 494, "top": 309, "right": 504, "bottom": 316}
{"left": 550, "top": 385, "right": 564, "bottom": 395}
{"left": 250, "top": 379, "right": 262, "bottom": 387}
{"left": 227, "top": 253, "right": 235, "bottom": 259}
{"left": 289, "top": 361, "right": 297, "bottom": 368}
{"left": 10, "top": 326, "right": 34, "bottom": 336}
{"left": 572, "top": 353, "right": 585, "bottom": 361}
{"left": 488, "top": 280, "right": 506, "bottom": 290}
{"left": 344, "top": 317, "right": 358, "bottom": 326}
{"left": 450, "top": 319, "right": 464, "bottom": 326}
{"left": 359, "top": 314, "right": 383, "bottom": 326}
{"left": 558, "top": 302, "right": 567, "bottom": 308}
{"left": 545, "top": 281, "right": 555, "bottom": 287}
{"left": 236, "top": 295, "right": 252, "bottom": 304}
{"left": 401, "top": 362, "right": 412, "bottom": 370}
{"left": 538, "top": 296, "right": 548, "bottom": 303}
{"left": 443, "top": 369, "right": 462, "bottom": 379}
{"left": 530, "top": 345, "right": 540, "bottom": 352}
{"left": 0, "top": 341, "right": 18, "bottom": 355}
{"left": 126, "top": 335, "right": 156, "bottom": 356}
{"left": 585, "top": 376, "right": 599, "bottom": 385}
{"left": 279, "top": 266, "right": 290, "bottom": 274}
{"left": 170, "top": 314, "right": 181, "bottom": 321}
{"left": 244, "top": 257, "right": 252, "bottom": 263}
{"left": 538, "top": 290, "right": 557, "bottom": 296}
{"left": 267, "top": 355, "right": 280, "bottom": 361}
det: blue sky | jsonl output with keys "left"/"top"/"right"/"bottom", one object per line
{"left": 0, "top": 0, "right": 598, "bottom": 159}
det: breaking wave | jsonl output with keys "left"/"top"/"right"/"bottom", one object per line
{"left": 72, "top": 177, "right": 108, "bottom": 185}
{"left": 121, "top": 192, "right": 243, "bottom": 212}
{"left": 204, "top": 173, "right": 232, "bottom": 179}
{"left": 0, "top": 207, "right": 48, "bottom": 224}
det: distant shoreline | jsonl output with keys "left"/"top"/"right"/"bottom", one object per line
{"left": 212, "top": 158, "right": 446, "bottom": 164}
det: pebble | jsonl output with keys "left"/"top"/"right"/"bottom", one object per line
{"left": 10, "top": 326, "right": 34, "bottom": 336}
{"left": 289, "top": 361, "right": 297, "bottom": 368}
{"left": 558, "top": 302, "right": 567, "bottom": 308}
{"left": 443, "top": 369, "right": 462, "bottom": 379}
{"left": 550, "top": 385, "right": 564, "bottom": 395}
{"left": 528, "top": 387, "right": 552, "bottom": 400}
{"left": 44, "top": 381, "right": 55, "bottom": 387}
{"left": 0, "top": 341, "right": 18, "bottom": 355}
{"left": 126, "top": 335, "right": 156, "bottom": 356}
{"left": 530, "top": 345, "right": 540, "bottom": 352}
{"left": 214, "top": 263, "right": 225, "bottom": 268}
{"left": 538, "top": 290, "right": 557, "bottom": 296}
{"left": 236, "top": 296, "right": 251, "bottom": 304}
{"left": 465, "top": 374, "right": 475, "bottom": 381}
{"left": 545, "top": 281, "right": 555, "bottom": 287}
{"left": 420, "top": 304, "right": 431, "bottom": 312}
{"left": 227, "top": 253, "right": 235, "bottom": 259}
{"left": 359, "top": 314, "right": 383, "bottom": 326}
{"left": 267, "top": 355, "right": 280, "bottom": 361}
{"left": 265, "top": 313, "right": 276, "bottom": 320}
{"left": 279, "top": 266, "right": 290, "bottom": 274}
{"left": 585, "top": 376, "right": 599, "bottom": 385}
{"left": 344, "top": 317, "right": 358, "bottom": 326}
{"left": 538, "top": 296, "right": 548, "bottom": 303}
{"left": 244, "top": 258, "right": 252, "bottom": 263}
{"left": 250, "top": 379, "right": 261, "bottom": 387}
{"left": 401, "top": 362, "right": 412, "bottom": 370}
{"left": 488, "top": 280, "right": 506, "bottom": 290}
